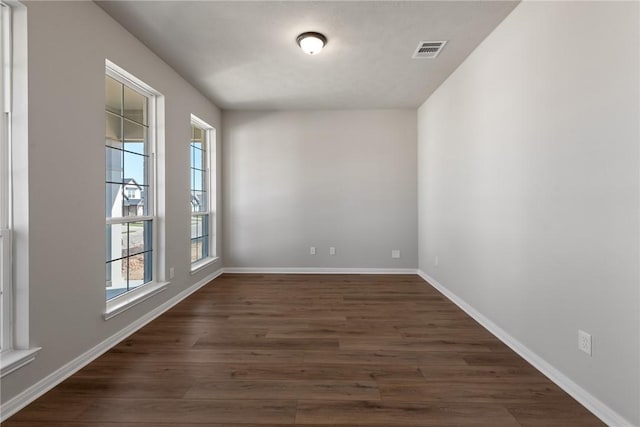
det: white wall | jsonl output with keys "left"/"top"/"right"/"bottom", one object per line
{"left": 1, "top": 1, "right": 222, "bottom": 405}
{"left": 223, "top": 110, "right": 417, "bottom": 270}
{"left": 418, "top": 1, "right": 639, "bottom": 425}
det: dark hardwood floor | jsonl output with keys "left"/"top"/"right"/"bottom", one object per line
{"left": 4, "top": 274, "right": 604, "bottom": 426}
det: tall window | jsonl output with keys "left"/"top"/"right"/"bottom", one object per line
{"left": 0, "top": 2, "right": 38, "bottom": 375}
{"left": 0, "top": 0, "right": 12, "bottom": 352}
{"left": 190, "top": 116, "right": 215, "bottom": 268}
{"left": 105, "top": 66, "right": 155, "bottom": 301}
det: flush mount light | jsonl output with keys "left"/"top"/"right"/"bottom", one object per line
{"left": 296, "top": 32, "right": 327, "bottom": 55}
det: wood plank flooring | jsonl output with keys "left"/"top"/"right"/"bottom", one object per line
{"left": 4, "top": 274, "right": 604, "bottom": 426}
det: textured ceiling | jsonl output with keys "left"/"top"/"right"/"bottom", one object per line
{"left": 97, "top": 1, "right": 518, "bottom": 110}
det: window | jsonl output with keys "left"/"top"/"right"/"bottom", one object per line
{"left": 0, "top": 1, "right": 38, "bottom": 376}
{"left": 105, "top": 65, "right": 157, "bottom": 303}
{"left": 190, "top": 116, "right": 215, "bottom": 269}
{"left": 0, "top": 0, "right": 12, "bottom": 354}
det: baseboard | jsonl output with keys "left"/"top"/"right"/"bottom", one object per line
{"left": 223, "top": 267, "right": 418, "bottom": 275}
{"left": 416, "top": 270, "right": 634, "bottom": 427}
{"left": 0, "top": 267, "right": 224, "bottom": 422}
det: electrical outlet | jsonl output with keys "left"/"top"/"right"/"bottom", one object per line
{"left": 329, "top": 247, "right": 336, "bottom": 256}
{"left": 391, "top": 250, "right": 400, "bottom": 259}
{"left": 169, "top": 267, "right": 175, "bottom": 279}
{"left": 578, "top": 330, "right": 592, "bottom": 356}
{"left": 310, "top": 246, "right": 316, "bottom": 255}
{"left": 434, "top": 256, "right": 439, "bottom": 266}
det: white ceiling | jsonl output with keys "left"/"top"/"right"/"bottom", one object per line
{"left": 97, "top": 1, "right": 518, "bottom": 110}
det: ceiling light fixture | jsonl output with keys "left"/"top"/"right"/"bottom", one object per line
{"left": 296, "top": 32, "right": 327, "bottom": 55}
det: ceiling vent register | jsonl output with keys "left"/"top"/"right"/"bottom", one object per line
{"left": 412, "top": 41, "right": 447, "bottom": 59}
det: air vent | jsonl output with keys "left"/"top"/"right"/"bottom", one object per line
{"left": 412, "top": 40, "right": 447, "bottom": 59}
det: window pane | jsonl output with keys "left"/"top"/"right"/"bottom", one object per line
{"left": 145, "top": 250, "right": 153, "bottom": 283}
{"left": 123, "top": 119, "right": 146, "bottom": 154}
{"left": 106, "top": 183, "right": 123, "bottom": 218}
{"left": 123, "top": 85, "right": 147, "bottom": 125}
{"left": 191, "top": 215, "right": 209, "bottom": 262}
{"left": 192, "top": 168, "right": 203, "bottom": 192}
{"left": 201, "top": 214, "right": 209, "bottom": 237}
{"left": 106, "top": 113, "right": 122, "bottom": 148}
{"left": 127, "top": 251, "right": 152, "bottom": 290}
{"left": 105, "top": 224, "right": 126, "bottom": 262}
{"left": 202, "top": 215, "right": 209, "bottom": 258}
{"left": 190, "top": 215, "right": 200, "bottom": 239}
{"left": 106, "top": 220, "right": 152, "bottom": 301}
{"left": 123, "top": 184, "right": 147, "bottom": 217}
{"left": 105, "top": 225, "right": 112, "bottom": 264}
{"left": 191, "top": 140, "right": 204, "bottom": 153}
{"left": 106, "top": 146, "right": 123, "bottom": 183}
{"left": 105, "top": 76, "right": 122, "bottom": 115}
{"left": 106, "top": 259, "right": 127, "bottom": 300}
{"left": 128, "top": 253, "right": 145, "bottom": 289}
{"left": 192, "top": 146, "right": 203, "bottom": 170}
{"left": 123, "top": 151, "right": 146, "bottom": 186}
{"left": 190, "top": 191, "right": 198, "bottom": 212}
{"left": 191, "top": 190, "right": 207, "bottom": 213}
{"left": 127, "top": 221, "right": 151, "bottom": 256}
{"left": 191, "top": 238, "right": 202, "bottom": 263}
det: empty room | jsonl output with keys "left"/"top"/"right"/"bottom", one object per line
{"left": 0, "top": 0, "right": 638, "bottom": 426}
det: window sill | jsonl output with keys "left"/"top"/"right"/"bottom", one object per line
{"left": 104, "top": 281, "right": 169, "bottom": 320}
{"left": 0, "top": 347, "right": 41, "bottom": 378}
{"left": 190, "top": 256, "right": 220, "bottom": 275}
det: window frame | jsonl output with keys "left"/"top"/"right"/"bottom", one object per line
{"left": 190, "top": 115, "right": 216, "bottom": 273}
{"left": 0, "top": 0, "right": 13, "bottom": 355}
{"left": 104, "top": 61, "right": 167, "bottom": 319}
{"left": 0, "top": 0, "right": 40, "bottom": 378}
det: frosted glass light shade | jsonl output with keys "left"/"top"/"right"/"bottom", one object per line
{"left": 297, "top": 32, "right": 327, "bottom": 55}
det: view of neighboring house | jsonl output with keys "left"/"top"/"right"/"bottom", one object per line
{"left": 123, "top": 178, "right": 144, "bottom": 217}
{"left": 190, "top": 191, "right": 204, "bottom": 213}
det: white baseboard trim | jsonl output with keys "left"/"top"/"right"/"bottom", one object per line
{"left": 223, "top": 267, "right": 418, "bottom": 275}
{"left": 0, "top": 268, "right": 224, "bottom": 422}
{"left": 416, "top": 270, "right": 634, "bottom": 427}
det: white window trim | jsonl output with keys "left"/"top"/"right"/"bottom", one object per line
{"left": 190, "top": 255, "right": 219, "bottom": 275}
{"left": 104, "top": 60, "right": 167, "bottom": 319}
{"left": 103, "top": 280, "right": 168, "bottom": 320}
{"left": 190, "top": 115, "right": 216, "bottom": 273}
{"left": 0, "top": 0, "right": 40, "bottom": 378}
{"left": 0, "top": 0, "right": 12, "bottom": 354}
{"left": 0, "top": 230, "right": 12, "bottom": 351}
{"left": 1, "top": 347, "right": 40, "bottom": 378}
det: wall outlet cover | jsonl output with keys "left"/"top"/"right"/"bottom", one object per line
{"left": 578, "top": 330, "right": 592, "bottom": 356}
{"left": 329, "top": 247, "right": 336, "bottom": 255}
{"left": 391, "top": 250, "right": 400, "bottom": 259}
{"left": 310, "top": 246, "right": 316, "bottom": 255}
